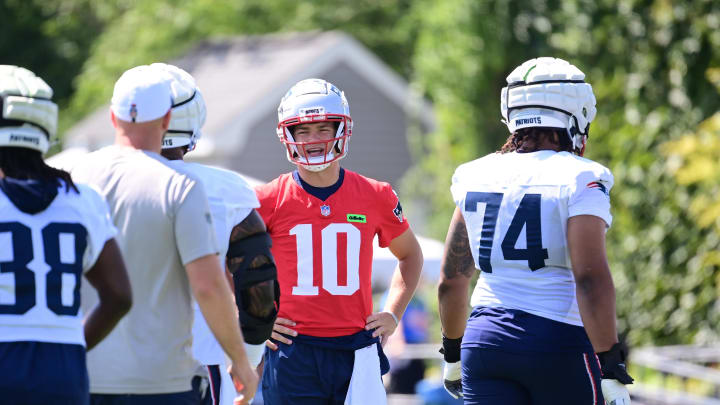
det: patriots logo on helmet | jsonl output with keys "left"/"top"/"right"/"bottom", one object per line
{"left": 587, "top": 181, "right": 608, "bottom": 196}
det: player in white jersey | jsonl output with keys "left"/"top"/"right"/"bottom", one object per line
{"left": 0, "top": 65, "right": 132, "bottom": 405}
{"left": 437, "top": 58, "right": 633, "bottom": 405}
{"left": 71, "top": 65, "right": 258, "bottom": 405}
{"left": 155, "top": 63, "right": 278, "bottom": 405}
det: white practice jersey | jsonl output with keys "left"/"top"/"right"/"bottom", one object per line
{"left": 167, "top": 161, "right": 260, "bottom": 365}
{"left": 451, "top": 150, "right": 613, "bottom": 326}
{"left": 0, "top": 183, "right": 116, "bottom": 345}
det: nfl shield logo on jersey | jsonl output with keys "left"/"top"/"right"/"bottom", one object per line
{"left": 320, "top": 204, "right": 331, "bottom": 216}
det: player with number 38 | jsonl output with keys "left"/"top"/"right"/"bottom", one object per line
{"left": 437, "top": 57, "right": 633, "bottom": 405}
{"left": 0, "top": 66, "right": 132, "bottom": 405}
{"left": 254, "top": 78, "right": 423, "bottom": 404}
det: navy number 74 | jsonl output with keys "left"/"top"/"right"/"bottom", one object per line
{"left": 465, "top": 192, "right": 548, "bottom": 273}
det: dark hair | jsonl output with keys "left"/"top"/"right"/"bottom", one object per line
{"left": 498, "top": 127, "right": 576, "bottom": 154}
{"left": 0, "top": 148, "right": 79, "bottom": 193}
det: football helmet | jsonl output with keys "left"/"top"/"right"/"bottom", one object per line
{"left": 152, "top": 63, "right": 207, "bottom": 152}
{"left": 276, "top": 78, "right": 352, "bottom": 172}
{"left": 0, "top": 65, "right": 57, "bottom": 154}
{"left": 500, "top": 57, "right": 596, "bottom": 154}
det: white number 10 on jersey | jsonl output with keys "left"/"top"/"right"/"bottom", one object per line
{"left": 290, "top": 223, "right": 361, "bottom": 296}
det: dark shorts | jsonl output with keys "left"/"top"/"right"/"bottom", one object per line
{"left": 262, "top": 339, "right": 355, "bottom": 405}
{"left": 261, "top": 330, "right": 388, "bottom": 405}
{"left": 0, "top": 341, "right": 89, "bottom": 405}
{"left": 197, "top": 365, "right": 222, "bottom": 405}
{"left": 90, "top": 390, "right": 200, "bottom": 405}
{"left": 461, "top": 347, "right": 604, "bottom": 405}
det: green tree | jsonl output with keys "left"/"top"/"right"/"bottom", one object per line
{"left": 64, "top": 0, "right": 419, "bottom": 131}
{"left": 0, "top": 0, "right": 130, "bottom": 107}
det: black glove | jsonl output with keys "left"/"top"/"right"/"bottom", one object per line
{"left": 597, "top": 342, "right": 634, "bottom": 384}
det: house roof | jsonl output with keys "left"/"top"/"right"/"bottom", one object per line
{"left": 64, "top": 31, "right": 434, "bottom": 159}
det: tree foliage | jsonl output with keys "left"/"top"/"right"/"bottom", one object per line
{"left": 408, "top": 0, "right": 720, "bottom": 345}
{"left": 64, "top": 0, "right": 419, "bottom": 131}
{"left": 0, "top": 0, "right": 130, "bottom": 108}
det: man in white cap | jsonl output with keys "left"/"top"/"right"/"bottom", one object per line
{"left": 71, "top": 65, "right": 258, "bottom": 405}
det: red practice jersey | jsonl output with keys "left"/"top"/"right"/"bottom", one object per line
{"left": 256, "top": 170, "right": 409, "bottom": 337}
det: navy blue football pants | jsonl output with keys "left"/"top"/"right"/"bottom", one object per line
{"left": 0, "top": 341, "right": 89, "bottom": 405}
{"left": 461, "top": 346, "right": 604, "bottom": 405}
{"left": 262, "top": 330, "right": 388, "bottom": 405}
{"left": 198, "top": 365, "right": 222, "bottom": 405}
{"left": 262, "top": 339, "right": 356, "bottom": 405}
{"left": 90, "top": 390, "right": 199, "bottom": 405}
{"left": 89, "top": 375, "right": 203, "bottom": 405}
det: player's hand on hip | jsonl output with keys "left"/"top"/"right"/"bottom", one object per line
{"left": 266, "top": 317, "right": 297, "bottom": 349}
{"left": 365, "top": 311, "right": 398, "bottom": 346}
{"left": 601, "top": 379, "right": 630, "bottom": 404}
{"left": 442, "top": 361, "right": 463, "bottom": 399}
{"left": 228, "top": 360, "right": 258, "bottom": 405}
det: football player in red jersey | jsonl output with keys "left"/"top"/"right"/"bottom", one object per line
{"left": 255, "top": 78, "right": 423, "bottom": 404}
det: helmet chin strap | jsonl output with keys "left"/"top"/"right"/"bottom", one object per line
{"left": 566, "top": 116, "right": 588, "bottom": 156}
{"left": 579, "top": 141, "right": 587, "bottom": 157}
{"left": 299, "top": 162, "right": 332, "bottom": 172}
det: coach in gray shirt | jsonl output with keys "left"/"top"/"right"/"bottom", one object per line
{"left": 73, "top": 65, "right": 257, "bottom": 405}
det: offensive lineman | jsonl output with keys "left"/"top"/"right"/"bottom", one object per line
{"left": 0, "top": 65, "right": 132, "bottom": 404}
{"left": 71, "top": 65, "right": 258, "bottom": 405}
{"left": 437, "top": 57, "right": 633, "bottom": 404}
{"left": 156, "top": 63, "right": 278, "bottom": 405}
{"left": 256, "top": 78, "right": 424, "bottom": 404}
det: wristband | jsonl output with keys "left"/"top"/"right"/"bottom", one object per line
{"left": 387, "top": 311, "right": 399, "bottom": 326}
{"left": 439, "top": 335, "right": 462, "bottom": 363}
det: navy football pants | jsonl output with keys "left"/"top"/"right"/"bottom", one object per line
{"left": 262, "top": 340, "right": 355, "bottom": 405}
{"left": 0, "top": 341, "right": 89, "bottom": 405}
{"left": 461, "top": 347, "right": 604, "bottom": 405}
{"left": 90, "top": 390, "right": 199, "bottom": 405}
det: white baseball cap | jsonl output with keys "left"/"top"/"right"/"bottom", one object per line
{"left": 111, "top": 65, "right": 172, "bottom": 123}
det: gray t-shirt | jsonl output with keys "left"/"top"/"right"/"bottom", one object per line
{"left": 73, "top": 145, "right": 219, "bottom": 394}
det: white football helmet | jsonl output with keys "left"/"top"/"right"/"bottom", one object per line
{"left": 152, "top": 63, "right": 207, "bottom": 152}
{"left": 277, "top": 78, "right": 352, "bottom": 172}
{"left": 0, "top": 65, "right": 57, "bottom": 154}
{"left": 500, "top": 57, "right": 596, "bottom": 154}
